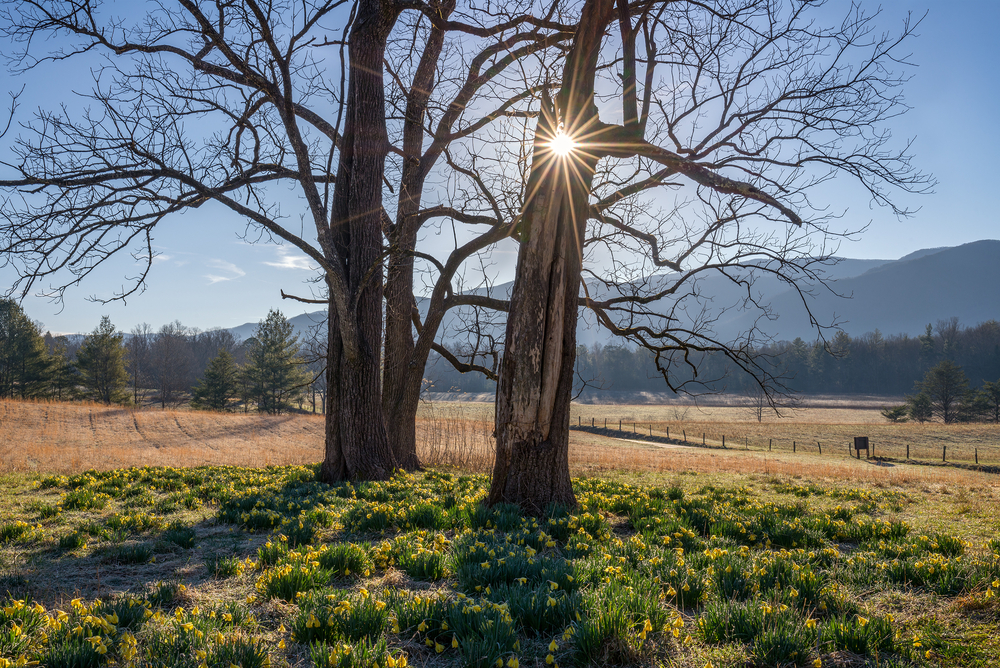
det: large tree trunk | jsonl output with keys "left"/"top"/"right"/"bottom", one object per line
{"left": 488, "top": 0, "right": 616, "bottom": 514}
{"left": 318, "top": 0, "right": 399, "bottom": 483}
{"left": 383, "top": 221, "right": 422, "bottom": 470}
{"left": 321, "top": 305, "right": 396, "bottom": 481}
{"left": 488, "top": 99, "right": 593, "bottom": 513}
{"left": 382, "top": 1, "right": 454, "bottom": 471}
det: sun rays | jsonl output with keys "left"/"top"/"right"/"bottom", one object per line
{"left": 548, "top": 128, "right": 578, "bottom": 158}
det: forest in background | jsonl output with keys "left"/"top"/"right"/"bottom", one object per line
{"left": 4, "top": 292, "right": 999, "bottom": 419}
{"left": 0, "top": 300, "right": 326, "bottom": 413}
{"left": 425, "top": 317, "right": 1000, "bottom": 400}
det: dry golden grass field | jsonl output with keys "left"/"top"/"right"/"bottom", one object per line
{"left": 2, "top": 398, "right": 998, "bottom": 490}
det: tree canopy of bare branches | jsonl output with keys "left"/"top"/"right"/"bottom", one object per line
{"left": 488, "top": 0, "right": 930, "bottom": 512}
{"left": 0, "top": 0, "right": 573, "bottom": 480}
{"left": 0, "top": 0, "right": 929, "bottom": 493}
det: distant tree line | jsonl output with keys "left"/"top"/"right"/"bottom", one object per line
{"left": 757, "top": 318, "right": 1000, "bottom": 396}
{"left": 0, "top": 300, "right": 324, "bottom": 413}
{"left": 424, "top": 317, "right": 1000, "bottom": 412}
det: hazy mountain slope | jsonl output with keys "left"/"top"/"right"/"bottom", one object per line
{"left": 224, "top": 242, "right": 998, "bottom": 346}
{"left": 723, "top": 240, "right": 1000, "bottom": 341}
{"left": 229, "top": 310, "right": 327, "bottom": 342}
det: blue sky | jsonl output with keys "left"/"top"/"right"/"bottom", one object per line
{"left": 1, "top": 0, "right": 998, "bottom": 335}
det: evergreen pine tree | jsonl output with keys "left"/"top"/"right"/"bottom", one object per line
{"left": 244, "top": 310, "right": 307, "bottom": 414}
{"left": 917, "top": 359, "right": 969, "bottom": 424}
{"left": 982, "top": 380, "right": 1000, "bottom": 423}
{"left": 0, "top": 299, "right": 51, "bottom": 398}
{"left": 907, "top": 392, "right": 933, "bottom": 423}
{"left": 918, "top": 323, "right": 936, "bottom": 370}
{"left": 191, "top": 349, "right": 238, "bottom": 410}
{"left": 47, "top": 341, "right": 79, "bottom": 400}
{"left": 77, "top": 316, "right": 130, "bottom": 404}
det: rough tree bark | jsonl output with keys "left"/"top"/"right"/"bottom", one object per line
{"left": 319, "top": 0, "right": 400, "bottom": 482}
{"left": 488, "top": 0, "right": 618, "bottom": 513}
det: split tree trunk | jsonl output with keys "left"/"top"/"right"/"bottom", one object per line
{"left": 487, "top": 101, "right": 593, "bottom": 513}
{"left": 488, "top": 0, "right": 617, "bottom": 514}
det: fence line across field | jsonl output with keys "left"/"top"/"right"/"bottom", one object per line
{"left": 570, "top": 415, "right": 999, "bottom": 468}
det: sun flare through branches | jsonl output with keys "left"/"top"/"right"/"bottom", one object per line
{"left": 548, "top": 128, "right": 577, "bottom": 157}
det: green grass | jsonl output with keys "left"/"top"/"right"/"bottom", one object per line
{"left": 0, "top": 464, "right": 998, "bottom": 668}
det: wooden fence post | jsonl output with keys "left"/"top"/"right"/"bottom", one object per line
{"left": 703, "top": 433, "right": 706, "bottom": 445}
{"left": 592, "top": 417, "right": 594, "bottom": 427}
{"left": 619, "top": 420, "right": 622, "bottom": 431}
{"left": 683, "top": 430, "right": 687, "bottom": 443}
{"left": 943, "top": 445, "right": 946, "bottom": 462}
{"left": 666, "top": 427, "right": 669, "bottom": 439}
{"left": 817, "top": 441, "right": 822, "bottom": 455}
{"left": 769, "top": 439, "right": 772, "bottom": 452}
{"left": 793, "top": 441, "right": 796, "bottom": 453}
{"left": 975, "top": 448, "right": 978, "bottom": 465}
{"left": 722, "top": 435, "right": 726, "bottom": 448}
{"left": 906, "top": 443, "right": 909, "bottom": 459}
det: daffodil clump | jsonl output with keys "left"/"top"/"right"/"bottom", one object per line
{"left": 0, "top": 597, "right": 157, "bottom": 668}
{"left": 255, "top": 550, "right": 328, "bottom": 602}
{"left": 104, "top": 512, "right": 164, "bottom": 533}
{"left": 292, "top": 590, "right": 389, "bottom": 645}
{"left": 0, "top": 521, "right": 38, "bottom": 545}
{"left": 390, "top": 531, "right": 452, "bottom": 580}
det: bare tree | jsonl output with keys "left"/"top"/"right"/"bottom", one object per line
{"left": 0, "top": 0, "right": 411, "bottom": 480}
{"left": 0, "top": 0, "right": 575, "bottom": 480}
{"left": 299, "top": 317, "right": 329, "bottom": 414}
{"left": 149, "top": 321, "right": 194, "bottom": 408}
{"left": 192, "top": 328, "right": 243, "bottom": 377}
{"left": 489, "top": 0, "right": 931, "bottom": 512}
{"left": 126, "top": 323, "right": 153, "bottom": 406}
{"left": 368, "top": 2, "right": 573, "bottom": 468}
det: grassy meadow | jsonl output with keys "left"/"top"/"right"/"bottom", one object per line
{"left": 1, "top": 398, "right": 999, "bottom": 667}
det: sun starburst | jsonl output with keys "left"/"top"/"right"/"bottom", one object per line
{"left": 549, "top": 129, "right": 577, "bottom": 157}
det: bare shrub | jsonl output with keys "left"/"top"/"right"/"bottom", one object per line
{"left": 415, "top": 403, "right": 495, "bottom": 473}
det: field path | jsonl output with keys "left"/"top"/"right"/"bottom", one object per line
{"left": 611, "top": 437, "right": 689, "bottom": 450}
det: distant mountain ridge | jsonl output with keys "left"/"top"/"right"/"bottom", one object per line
{"left": 226, "top": 240, "right": 1000, "bottom": 345}
{"left": 722, "top": 239, "right": 1000, "bottom": 341}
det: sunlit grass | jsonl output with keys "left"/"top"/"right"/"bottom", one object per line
{"left": 0, "top": 464, "right": 998, "bottom": 667}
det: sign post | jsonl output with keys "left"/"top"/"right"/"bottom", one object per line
{"left": 854, "top": 436, "right": 870, "bottom": 460}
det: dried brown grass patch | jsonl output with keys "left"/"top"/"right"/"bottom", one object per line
{"left": 0, "top": 398, "right": 324, "bottom": 473}
{"left": 415, "top": 402, "right": 495, "bottom": 472}
{"left": 4, "top": 398, "right": 998, "bottom": 489}
{"left": 568, "top": 401, "right": 1000, "bottom": 466}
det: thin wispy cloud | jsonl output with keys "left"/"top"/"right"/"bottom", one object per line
{"left": 264, "top": 246, "right": 316, "bottom": 271}
{"left": 204, "top": 259, "right": 246, "bottom": 284}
